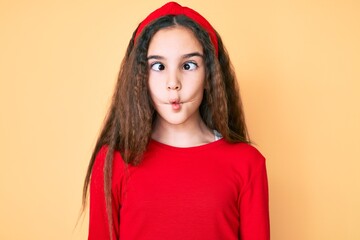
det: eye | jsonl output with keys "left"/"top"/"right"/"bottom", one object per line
{"left": 183, "top": 62, "right": 198, "bottom": 71}
{"left": 150, "top": 62, "right": 165, "bottom": 71}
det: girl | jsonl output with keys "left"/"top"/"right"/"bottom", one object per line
{"left": 83, "top": 2, "right": 270, "bottom": 239}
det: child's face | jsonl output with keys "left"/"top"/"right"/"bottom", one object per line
{"left": 147, "top": 26, "right": 205, "bottom": 126}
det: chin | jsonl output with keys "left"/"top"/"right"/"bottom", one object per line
{"left": 159, "top": 116, "right": 190, "bottom": 126}
{"left": 155, "top": 110, "right": 199, "bottom": 126}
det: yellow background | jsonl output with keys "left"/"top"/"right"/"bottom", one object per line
{"left": 1, "top": 0, "right": 359, "bottom": 239}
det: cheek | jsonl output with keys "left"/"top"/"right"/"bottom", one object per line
{"left": 148, "top": 77, "right": 159, "bottom": 95}
{"left": 148, "top": 73, "right": 166, "bottom": 95}
{"left": 184, "top": 78, "right": 205, "bottom": 98}
{"left": 148, "top": 84, "right": 162, "bottom": 102}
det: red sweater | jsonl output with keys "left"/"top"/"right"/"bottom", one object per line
{"left": 89, "top": 139, "right": 270, "bottom": 240}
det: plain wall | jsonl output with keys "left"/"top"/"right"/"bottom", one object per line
{"left": 0, "top": 0, "right": 359, "bottom": 239}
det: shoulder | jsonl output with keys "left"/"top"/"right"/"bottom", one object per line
{"left": 221, "top": 141, "right": 265, "bottom": 164}
{"left": 93, "top": 145, "right": 125, "bottom": 169}
{"left": 219, "top": 141, "right": 266, "bottom": 179}
{"left": 91, "top": 145, "right": 126, "bottom": 186}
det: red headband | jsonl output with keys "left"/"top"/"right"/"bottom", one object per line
{"left": 134, "top": 2, "right": 218, "bottom": 56}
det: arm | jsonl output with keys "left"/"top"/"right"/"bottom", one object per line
{"left": 238, "top": 155, "right": 270, "bottom": 240}
{"left": 89, "top": 146, "right": 121, "bottom": 240}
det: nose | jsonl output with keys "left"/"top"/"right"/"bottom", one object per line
{"left": 166, "top": 71, "right": 181, "bottom": 91}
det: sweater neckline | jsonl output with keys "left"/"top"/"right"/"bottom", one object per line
{"left": 149, "top": 138, "right": 226, "bottom": 153}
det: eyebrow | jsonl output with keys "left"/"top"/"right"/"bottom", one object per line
{"left": 147, "top": 52, "right": 204, "bottom": 60}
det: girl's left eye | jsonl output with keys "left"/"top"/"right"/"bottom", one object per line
{"left": 183, "top": 62, "right": 198, "bottom": 71}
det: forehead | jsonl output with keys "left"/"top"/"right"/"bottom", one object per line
{"left": 147, "top": 26, "right": 203, "bottom": 56}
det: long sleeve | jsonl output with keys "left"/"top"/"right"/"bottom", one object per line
{"left": 238, "top": 155, "right": 270, "bottom": 240}
{"left": 88, "top": 146, "right": 123, "bottom": 240}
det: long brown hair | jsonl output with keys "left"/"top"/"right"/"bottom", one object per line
{"left": 82, "top": 15, "right": 249, "bottom": 238}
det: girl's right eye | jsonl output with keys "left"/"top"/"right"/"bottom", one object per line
{"left": 150, "top": 62, "right": 165, "bottom": 71}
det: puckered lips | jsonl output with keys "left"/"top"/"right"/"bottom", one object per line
{"left": 169, "top": 99, "right": 181, "bottom": 111}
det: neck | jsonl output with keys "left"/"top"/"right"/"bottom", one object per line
{"left": 151, "top": 114, "right": 214, "bottom": 147}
